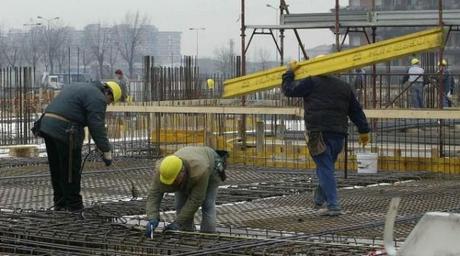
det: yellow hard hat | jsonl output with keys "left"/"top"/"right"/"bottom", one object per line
{"left": 207, "top": 79, "right": 215, "bottom": 89}
{"left": 438, "top": 59, "right": 447, "bottom": 66}
{"left": 159, "top": 155, "right": 183, "bottom": 185}
{"left": 105, "top": 81, "right": 122, "bottom": 103}
{"left": 411, "top": 58, "right": 420, "bottom": 65}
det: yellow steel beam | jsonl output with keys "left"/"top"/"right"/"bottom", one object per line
{"left": 223, "top": 28, "right": 444, "bottom": 98}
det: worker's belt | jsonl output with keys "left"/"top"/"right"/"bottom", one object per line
{"left": 44, "top": 113, "right": 70, "bottom": 123}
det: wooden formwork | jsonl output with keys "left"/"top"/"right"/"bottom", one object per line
{"left": 106, "top": 105, "right": 460, "bottom": 174}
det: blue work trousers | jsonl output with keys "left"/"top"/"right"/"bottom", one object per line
{"left": 410, "top": 82, "right": 424, "bottom": 108}
{"left": 175, "top": 170, "right": 220, "bottom": 233}
{"left": 312, "top": 132, "right": 344, "bottom": 210}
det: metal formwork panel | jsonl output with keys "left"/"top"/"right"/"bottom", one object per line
{"left": 374, "top": 10, "right": 460, "bottom": 27}
{"left": 277, "top": 9, "right": 460, "bottom": 29}
{"left": 280, "top": 11, "right": 369, "bottom": 29}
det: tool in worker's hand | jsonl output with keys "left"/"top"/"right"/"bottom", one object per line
{"left": 109, "top": 157, "right": 140, "bottom": 199}
{"left": 101, "top": 151, "right": 112, "bottom": 166}
{"left": 145, "top": 219, "right": 159, "bottom": 238}
{"left": 96, "top": 149, "right": 139, "bottom": 199}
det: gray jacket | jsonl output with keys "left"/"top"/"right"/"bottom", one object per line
{"left": 146, "top": 146, "right": 219, "bottom": 225}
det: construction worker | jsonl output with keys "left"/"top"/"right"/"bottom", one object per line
{"left": 115, "top": 69, "right": 129, "bottom": 102}
{"left": 145, "top": 146, "right": 228, "bottom": 236}
{"left": 402, "top": 58, "right": 425, "bottom": 108}
{"left": 281, "top": 60, "right": 370, "bottom": 216}
{"left": 36, "top": 81, "right": 122, "bottom": 212}
{"left": 207, "top": 78, "right": 215, "bottom": 97}
{"left": 352, "top": 68, "right": 366, "bottom": 103}
{"left": 437, "top": 59, "right": 455, "bottom": 107}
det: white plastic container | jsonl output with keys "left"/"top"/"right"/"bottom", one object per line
{"left": 356, "top": 152, "right": 378, "bottom": 174}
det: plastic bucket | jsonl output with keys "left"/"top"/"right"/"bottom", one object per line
{"left": 356, "top": 152, "right": 378, "bottom": 174}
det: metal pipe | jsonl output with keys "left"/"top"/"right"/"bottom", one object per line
{"left": 438, "top": 0, "right": 444, "bottom": 157}
{"left": 280, "top": 0, "right": 308, "bottom": 60}
{"left": 335, "top": 0, "right": 340, "bottom": 52}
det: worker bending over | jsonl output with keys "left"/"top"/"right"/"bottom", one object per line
{"left": 145, "top": 146, "right": 228, "bottom": 236}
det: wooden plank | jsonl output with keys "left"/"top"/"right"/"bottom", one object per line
{"left": 2, "top": 145, "right": 39, "bottom": 158}
{"left": 108, "top": 105, "right": 301, "bottom": 116}
{"left": 108, "top": 105, "right": 460, "bottom": 120}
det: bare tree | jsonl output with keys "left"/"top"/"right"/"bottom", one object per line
{"left": 21, "top": 26, "right": 43, "bottom": 69}
{"left": 106, "top": 39, "right": 119, "bottom": 77}
{"left": 113, "top": 11, "right": 148, "bottom": 78}
{"left": 54, "top": 27, "right": 73, "bottom": 75}
{"left": 256, "top": 47, "right": 272, "bottom": 71}
{"left": 0, "top": 27, "right": 5, "bottom": 67}
{"left": 81, "top": 48, "right": 93, "bottom": 75}
{"left": 40, "top": 21, "right": 71, "bottom": 73}
{"left": 83, "top": 23, "right": 111, "bottom": 79}
{"left": 56, "top": 48, "right": 67, "bottom": 74}
{"left": 0, "top": 30, "right": 21, "bottom": 66}
{"left": 213, "top": 39, "right": 236, "bottom": 75}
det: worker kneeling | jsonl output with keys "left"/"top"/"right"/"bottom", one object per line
{"left": 145, "top": 146, "right": 228, "bottom": 236}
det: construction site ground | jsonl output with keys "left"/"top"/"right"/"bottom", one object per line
{"left": 0, "top": 156, "right": 459, "bottom": 255}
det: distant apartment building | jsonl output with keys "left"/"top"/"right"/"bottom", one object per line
{"left": 140, "top": 25, "right": 182, "bottom": 66}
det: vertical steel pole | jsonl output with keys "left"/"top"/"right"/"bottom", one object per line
{"left": 335, "top": 0, "right": 340, "bottom": 52}
{"left": 77, "top": 47, "right": 80, "bottom": 77}
{"left": 372, "top": 0, "right": 377, "bottom": 109}
{"left": 240, "top": 0, "right": 247, "bottom": 151}
{"left": 68, "top": 47, "right": 71, "bottom": 84}
{"left": 438, "top": 0, "right": 444, "bottom": 157}
{"left": 334, "top": 0, "right": 349, "bottom": 178}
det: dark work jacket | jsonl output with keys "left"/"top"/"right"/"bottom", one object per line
{"left": 441, "top": 69, "right": 455, "bottom": 95}
{"left": 39, "top": 81, "right": 111, "bottom": 152}
{"left": 282, "top": 71, "right": 370, "bottom": 135}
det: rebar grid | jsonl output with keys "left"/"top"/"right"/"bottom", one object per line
{"left": 0, "top": 162, "right": 431, "bottom": 211}
{"left": 206, "top": 180, "right": 460, "bottom": 240}
{"left": 0, "top": 209, "right": 378, "bottom": 256}
{"left": 0, "top": 164, "right": 458, "bottom": 255}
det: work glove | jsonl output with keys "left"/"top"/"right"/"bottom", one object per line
{"left": 358, "top": 133, "right": 370, "bottom": 147}
{"left": 163, "top": 222, "right": 180, "bottom": 232}
{"left": 102, "top": 151, "right": 112, "bottom": 166}
{"left": 144, "top": 219, "right": 159, "bottom": 238}
{"left": 286, "top": 60, "right": 300, "bottom": 72}
{"left": 127, "top": 95, "right": 133, "bottom": 104}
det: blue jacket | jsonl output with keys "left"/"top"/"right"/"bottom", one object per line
{"left": 282, "top": 71, "right": 370, "bottom": 135}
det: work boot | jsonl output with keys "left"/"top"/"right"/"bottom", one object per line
{"left": 53, "top": 206, "right": 66, "bottom": 212}
{"left": 313, "top": 203, "right": 325, "bottom": 210}
{"left": 67, "top": 203, "right": 84, "bottom": 213}
{"left": 318, "top": 208, "right": 343, "bottom": 216}
{"left": 313, "top": 186, "right": 325, "bottom": 208}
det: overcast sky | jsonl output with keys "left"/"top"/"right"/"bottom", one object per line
{"left": 0, "top": 0, "right": 349, "bottom": 60}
